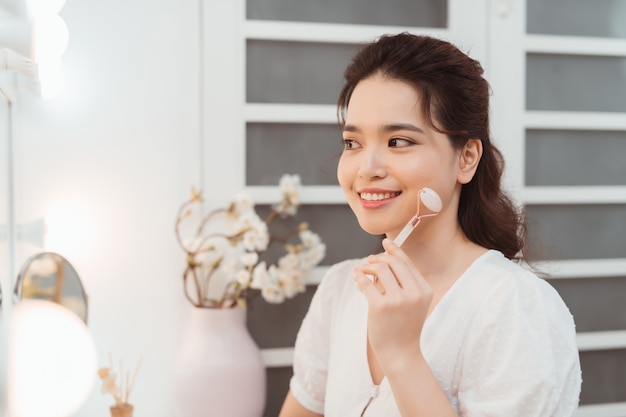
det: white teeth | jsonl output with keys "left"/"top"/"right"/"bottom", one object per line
{"left": 360, "top": 192, "right": 398, "bottom": 201}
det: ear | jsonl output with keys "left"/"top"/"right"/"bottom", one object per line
{"left": 457, "top": 138, "right": 483, "bottom": 184}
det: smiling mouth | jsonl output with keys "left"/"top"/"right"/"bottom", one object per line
{"left": 359, "top": 192, "right": 401, "bottom": 201}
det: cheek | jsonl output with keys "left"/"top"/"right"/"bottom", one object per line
{"left": 395, "top": 158, "right": 425, "bottom": 182}
{"left": 336, "top": 155, "right": 352, "bottom": 189}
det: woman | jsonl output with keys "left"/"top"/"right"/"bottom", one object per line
{"left": 279, "top": 33, "right": 581, "bottom": 417}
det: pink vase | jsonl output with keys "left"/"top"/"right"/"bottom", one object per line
{"left": 173, "top": 307, "right": 266, "bottom": 417}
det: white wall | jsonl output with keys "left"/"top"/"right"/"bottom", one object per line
{"left": 12, "top": 0, "right": 202, "bottom": 415}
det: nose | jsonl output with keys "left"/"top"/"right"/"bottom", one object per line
{"left": 358, "top": 147, "right": 387, "bottom": 180}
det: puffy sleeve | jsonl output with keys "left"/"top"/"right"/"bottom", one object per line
{"left": 457, "top": 272, "right": 582, "bottom": 417}
{"left": 289, "top": 261, "right": 350, "bottom": 414}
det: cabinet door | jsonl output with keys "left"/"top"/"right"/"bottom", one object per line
{"left": 489, "top": 1, "right": 626, "bottom": 415}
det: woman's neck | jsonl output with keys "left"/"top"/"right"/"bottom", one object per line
{"left": 396, "top": 220, "right": 487, "bottom": 283}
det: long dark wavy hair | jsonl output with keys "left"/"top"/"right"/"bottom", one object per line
{"left": 337, "top": 33, "right": 527, "bottom": 261}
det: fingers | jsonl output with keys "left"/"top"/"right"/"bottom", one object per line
{"left": 353, "top": 267, "right": 385, "bottom": 299}
{"left": 373, "top": 238, "right": 423, "bottom": 290}
{"left": 381, "top": 237, "right": 409, "bottom": 260}
{"left": 354, "top": 237, "right": 429, "bottom": 297}
{"left": 357, "top": 260, "right": 400, "bottom": 292}
{"left": 354, "top": 239, "right": 433, "bottom": 364}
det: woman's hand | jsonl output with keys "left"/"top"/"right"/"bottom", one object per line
{"left": 353, "top": 238, "right": 433, "bottom": 371}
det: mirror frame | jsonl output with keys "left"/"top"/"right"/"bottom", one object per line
{"left": 13, "top": 252, "right": 89, "bottom": 323}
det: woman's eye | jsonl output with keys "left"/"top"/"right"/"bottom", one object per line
{"left": 343, "top": 139, "right": 360, "bottom": 150}
{"left": 389, "top": 138, "right": 414, "bottom": 148}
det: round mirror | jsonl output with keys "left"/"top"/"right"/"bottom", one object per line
{"left": 13, "top": 252, "right": 88, "bottom": 324}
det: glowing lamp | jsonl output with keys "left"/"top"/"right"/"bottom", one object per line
{"left": 9, "top": 299, "right": 98, "bottom": 417}
{"left": 25, "top": 0, "right": 68, "bottom": 18}
{"left": 0, "top": 0, "right": 69, "bottom": 97}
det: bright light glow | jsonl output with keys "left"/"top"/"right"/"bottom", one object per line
{"left": 25, "top": 0, "right": 67, "bottom": 17}
{"left": 36, "top": 56, "right": 63, "bottom": 98}
{"left": 38, "top": 77, "right": 62, "bottom": 99}
{"left": 0, "top": 17, "right": 34, "bottom": 58}
{"left": 9, "top": 299, "right": 98, "bottom": 417}
{"left": 0, "top": 5, "right": 69, "bottom": 98}
{"left": 45, "top": 202, "right": 91, "bottom": 257}
{"left": 32, "top": 14, "right": 69, "bottom": 98}
{"left": 32, "top": 15, "right": 69, "bottom": 62}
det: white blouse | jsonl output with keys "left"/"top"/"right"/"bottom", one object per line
{"left": 289, "top": 250, "right": 581, "bottom": 417}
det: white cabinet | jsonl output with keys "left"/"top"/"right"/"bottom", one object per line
{"left": 202, "top": 1, "right": 626, "bottom": 414}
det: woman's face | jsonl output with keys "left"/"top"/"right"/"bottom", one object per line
{"left": 337, "top": 75, "right": 463, "bottom": 240}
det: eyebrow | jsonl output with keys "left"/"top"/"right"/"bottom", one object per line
{"left": 343, "top": 123, "right": 426, "bottom": 134}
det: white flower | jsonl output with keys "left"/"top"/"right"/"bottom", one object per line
{"left": 261, "top": 281, "right": 286, "bottom": 304}
{"left": 182, "top": 237, "right": 202, "bottom": 252}
{"left": 204, "top": 236, "right": 230, "bottom": 251}
{"left": 299, "top": 244, "right": 326, "bottom": 271}
{"left": 189, "top": 237, "right": 229, "bottom": 270}
{"left": 279, "top": 173, "right": 301, "bottom": 195}
{"left": 176, "top": 173, "right": 325, "bottom": 307}
{"left": 235, "top": 212, "right": 269, "bottom": 252}
{"left": 99, "top": 372, "right": 120, "bottom": 397}
{"left": 278, "top": 252, "right": 299, "bottom": 270}
{"left": 278, "top": 267, "right": 304, "bottom": 299}
{"left": 285, "top": 277, "right": 306, "bottom": 298}
{"left": 240, "top": 252, "right": 259, "bottom": 267}
{"left": 233, "top": 193, "right": 254, "bottom": 215}
{"left": 235, "top": 269, "right": 251, "bottom": 286}
{"left": 251, "top": 262, "right": 269, "bottom": 289}
{"left": 189, "top": 237, "right": 225, "bottom": 263}
{"left": 218, "top": 253, "right": 240, "bottom": 275}
{"left": 299, "top": 229, "right": 321, "bottom": 247}
{"left": 233, "top": 210, "right": 263, "bottom": 234}
{"left": 273, "top": 174, "right": 301, "bottom": 216}
{"left": 243, "top": 225, "right": 269, "bottom": 252}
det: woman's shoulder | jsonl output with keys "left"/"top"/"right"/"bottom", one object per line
{"left": 470, "top": 250, "right": 574, "bottom": 323}
{"left": 472, "top": 250, "right": 549, "bottom": 288}
{"left": 454, "top": 251, "right": 581, "bottom": 415}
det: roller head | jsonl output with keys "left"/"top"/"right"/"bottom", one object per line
{"left": 419, "top": 187, "right": 442, "bottom": 213}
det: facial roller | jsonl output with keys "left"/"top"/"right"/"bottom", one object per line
{"left": 392, "top": 187, "right": 442, "bottom": 247}
{"left": 365, "top": 187, "right": 442, "bottom": 283}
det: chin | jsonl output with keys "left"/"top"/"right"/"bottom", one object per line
{"left": 355, "top": 220, "right": 388, "bottom": 237}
